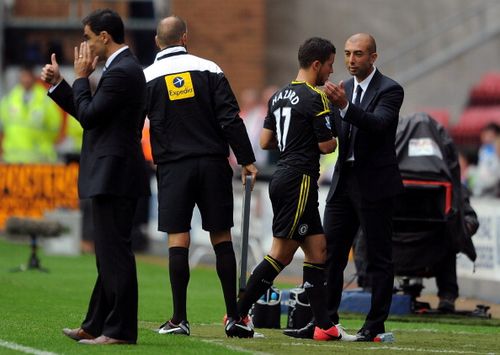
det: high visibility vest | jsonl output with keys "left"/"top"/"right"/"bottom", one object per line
{"left": 65, "top": 113, "right": 83, "bottom": 152}
{"left": 0, "top": 82, "right": 62, "bottom": 163}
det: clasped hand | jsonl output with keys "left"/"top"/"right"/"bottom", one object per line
{"left": 324, "top": 81, "right": 348, "bottom": 109}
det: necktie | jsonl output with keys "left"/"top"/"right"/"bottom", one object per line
{"left": 346, "top": 85, "right": 363, "bottom": 161}
{"left": 354, "top": 85, "right": 363, "bottom": 106}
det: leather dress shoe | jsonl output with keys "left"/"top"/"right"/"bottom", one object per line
{"left": 79, "top": 335, "right": 134, "bottom": 345}
{"left": 437, "top": 298, "right": 456, "bottom": 313}
{"left": 62, "top": 328, "right": 95, "bottom": 341}
{"left": 355, "top": 328, "right": 377, "bottom": 342}
{"left": 283, "top": 321, "right": 315, "bottom": 339}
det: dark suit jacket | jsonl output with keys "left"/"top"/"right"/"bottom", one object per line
{"left": 328, "top": 69, "right": 404, "bottom": 202}
{"left": 49, "top": 48, "right": 150, "bottom": 198}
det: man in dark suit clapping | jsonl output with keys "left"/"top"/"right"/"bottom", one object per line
{"left": 323, "top": 33, "right": 404, "bottom": 341}
{"left": 284, "top": 33, "right": 404, "bottom": 342}
{"left": 41, "top": 8, "right": 150, "bottom": 345}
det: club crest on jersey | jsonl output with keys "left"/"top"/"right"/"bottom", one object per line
{"left": 165, "top": 72, "right": 195, "bottom": 100}
{"left": 324, "top": 115, "right": 332, "bottom": 130}
{"left": 298, "top": 224, "right": 309, "bottom": 236}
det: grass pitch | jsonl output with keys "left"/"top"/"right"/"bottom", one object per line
{"left": 0, "top": 238, "right": 498, "bottom": 354}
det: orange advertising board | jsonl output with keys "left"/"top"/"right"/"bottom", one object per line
{"left": 0, "top": 164, "right": 79, "bottom": 228}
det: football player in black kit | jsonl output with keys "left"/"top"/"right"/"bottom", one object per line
{"left": 236, "top": 37, "right": 340, "bottom": 341}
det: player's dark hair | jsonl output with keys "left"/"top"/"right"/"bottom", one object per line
{"left": 82, "top": 8, "right": 125, "bottom": 44}
{"left": 298, "top": 37, "right": 336, "bottom": 69}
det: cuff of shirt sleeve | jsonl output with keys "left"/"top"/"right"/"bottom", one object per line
{"left": 48, "top": 81, "right": 62, "bottom": 94}
{"left": 339, "top": 102, "right": 349, "bottom": 118}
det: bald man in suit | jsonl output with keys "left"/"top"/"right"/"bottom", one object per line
{"left": 323, "top": 33, "right": 404, "bottom": 341}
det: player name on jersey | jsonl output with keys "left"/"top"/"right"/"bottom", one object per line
{"left": 272, "top": 89, "right": 300, "bottom": 106}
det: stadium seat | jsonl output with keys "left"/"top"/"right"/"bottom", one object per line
{"left": 450, "top": 106, "right": 500, "bottom": 145}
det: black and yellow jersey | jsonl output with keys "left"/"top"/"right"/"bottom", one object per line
{"left": 144, "top": 46, "right": 255, "bottom": 165}
{"left": 263, "top": 81, "right": 333, "bottom": 177}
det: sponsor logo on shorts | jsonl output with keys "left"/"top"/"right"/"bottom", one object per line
{"left": 165, "top": 72, "right": 195, "bottom": 100}
{"left": 298, "top": 224, "right": 308, "bottom": 236}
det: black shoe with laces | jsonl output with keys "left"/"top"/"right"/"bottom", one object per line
{"left": 283, "top": 321, "right": 315, "bottom": 339}
{"left": 355, "top": 328, "right": 377, "bottom": 342}
{"left": 438, "top": 298, "right": 456, "bottom": 313}
{"left": 224, "top": 317, "right": 254, "bottom": 338}
{"left": 157, "top": 320, "right": 190, "bottom": 335}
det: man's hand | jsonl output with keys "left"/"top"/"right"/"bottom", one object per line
{"left": 74, "top": 42, "right": 99, "bottom": 79}
{"left": 241, "top": 163, "right": 258, "bottom": 190}
{"left": 41, "top": 53, "right": 63, "bottom": 86}
{"left": 324, "top": 80, "right": 348, "bottom": 109}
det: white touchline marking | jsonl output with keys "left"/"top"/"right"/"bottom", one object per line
{"left": 287, "top": 342, "right": 496, "bottom": 354}
{"left": 364, "top": 345, "right": 496, "bottom": 354}
{"left": 201, "top": 339, "right": 271, "bottom": 355}
{"left": 390, "top": 328, "right": 439, "bottom": 333}
{"left": 392, "top": 328, "right": 498, "bottom": 336}
{"left": 0, "top": 339, "right": 60, "bottom": 355}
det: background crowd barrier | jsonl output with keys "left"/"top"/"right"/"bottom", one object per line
{"left": 455, "top": 198, "right": 500, "bottom": 303}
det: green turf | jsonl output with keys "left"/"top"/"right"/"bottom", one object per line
{"left": 0, "top": 238, "right": 498, "bottom": 354}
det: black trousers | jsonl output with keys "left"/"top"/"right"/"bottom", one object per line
{"left": 435, "top": 249, "right": 458, "bottom": 300}
{"left": 81, "top": 195, "right": 138, "bottom": 342}
{"left": 324, "top": 166, "right": 394, "bottom": 334}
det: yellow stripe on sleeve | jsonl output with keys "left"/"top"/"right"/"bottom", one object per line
{"left": 305, "top": 83, "right": 330, "bottom": 116}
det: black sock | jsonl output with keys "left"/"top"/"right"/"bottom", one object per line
{"left": 237, "top": 255, "right": 284, "bottom": 317}
{"left": 168, "top": 247, "right": 190, "bottom": 323}
{"left": 214, "top": 241, "right": 238, "bottom": 319}
{"left": 303, "top": 262, "right": 332, "bottom": 329}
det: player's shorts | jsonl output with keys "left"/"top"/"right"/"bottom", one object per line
{"left": 269, "top": 167, "right": 323, "bottom": 241}
{"left": 156, "top": 157, "right": 234, "bottom": 233}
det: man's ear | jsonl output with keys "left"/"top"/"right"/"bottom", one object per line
{"left": 312, "top": 60, "right": 321, "bottom": 72}
{"left": 155, "top": 35, "right": 160, "bottom": 49}
{"left": 100, "top": 31, "right": 110, "bottom": 44}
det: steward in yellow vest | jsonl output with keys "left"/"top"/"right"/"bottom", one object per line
{"left": 0, "top": 66, "right": 63, "bottom": 163}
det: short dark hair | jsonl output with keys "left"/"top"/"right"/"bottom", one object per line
{"left": 82, "top": 8, "right": 125, "bottom": 44}
{"left": 157, "top": 16, "right": 187, "bottom": 46}
{"left": 482, "top": 122, "right": 500, "bottom": 134}
{"left": 298, "top": 37, "right": 336, "bottom": 69}
{"left": 367, "top": 35, "right": 377, "bottom": 54}
{"left": 20, "top": 63, "right": 35, "bottom": 73}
